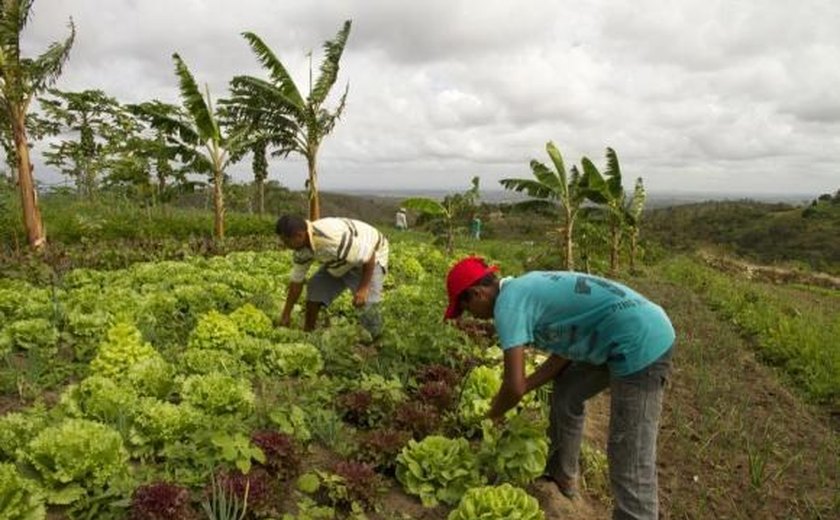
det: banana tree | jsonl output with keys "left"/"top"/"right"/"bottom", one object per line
{"left": 0, "top": 0, "right": 75, "bottom": 249}
{"left": 402, "top": 197, "right": 457, "bottom": 254}
{"left": 580, "top": 147, "right": 628, "bottom": 273}
{"left": 403, "top": 176, "right": 481, "bottom": 254}
{"left": 228, "top": 20, "right": 351, "bottom": 220}
{"left": 137, "top": 54, "right": 250, "bottom": 239}
{"left": 626, "top": 177, "right": 646, "bottom": 272}
{"left": 500, "top": 141, "right": 586, "bottom": 270}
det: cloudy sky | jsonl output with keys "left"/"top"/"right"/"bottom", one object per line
{"left": 23, "top": 0, "right": 840, "bottom": 196}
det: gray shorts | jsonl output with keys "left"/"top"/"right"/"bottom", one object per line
{"left": 306, "top": 264, "right": 386, "bottom": 305}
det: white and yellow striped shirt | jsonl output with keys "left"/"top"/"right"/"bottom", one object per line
{"left": 289, "top": 218, "right": 389, "bottom": 283}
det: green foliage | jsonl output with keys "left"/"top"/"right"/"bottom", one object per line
{"left": 24, "top": 419, "right": 128, "bottom": 504}
{"left": 0, "top": 462, "right": 47, "bottom": 520}
{"left": 269, "top": 405, "right": 312, "bottom": 443}
{"left": 211, "top": 433, "right": 266, "bottom": 474}
{"left": 480, "top": 415, "right": 548, "bottom": 485}
{"left": 89, "top": 322, "right": 161, "bottom": 378}
{"left": 72, "top": 375, "right": 140, "bottom": 423}
{"left": 229, "top": 303, "right": 274, "bottom": 338}
{"left": 0, "top": 318, "right": 59, "bottom": 354}
{"left": 0, "top": 408, "right": 48, "bottom": 461}
{"left": 181, "top": 373, "right": 255, "bottom": 416}
{"left": 126, "top": 356, "right": 176, "bottom": 399}
{"left": 662, "top": 256, "right": 840, "bottom": 405}
{"left": 447, "top": 483, "right": 544, "bottom": 520}
{"left": 130, "top": 398, "right": 205, "bottom": 450}
{"left": 179, "top": 348, "right": 248, "bottom": 377}
{"left": 188, "top": 311, "right": 243, "bottom": 351}
{"left": 458, "top": 366, "right": 502, "bottom": 426}
{"left": 264, "top": 342, "right": 324, "bottom": 377}
{"left": 395, "top": 435, "right": 484, "bottom": 507}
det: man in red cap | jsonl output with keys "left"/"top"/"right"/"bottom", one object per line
{"left": 445, "top": 256, "right": 675, "bottom": 520}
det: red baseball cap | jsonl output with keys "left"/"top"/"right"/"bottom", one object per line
{"left": 444, "top": 256, "right": 499, "bottom": 320}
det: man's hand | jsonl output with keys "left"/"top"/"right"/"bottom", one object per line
{"left": 353, "top": 286, "right": 369, "bottom": 307}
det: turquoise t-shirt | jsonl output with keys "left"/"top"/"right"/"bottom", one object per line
{"left": 494, "top": 272, "right": 675, "bottom": 376}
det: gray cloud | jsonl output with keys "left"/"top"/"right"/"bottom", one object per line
{"left": 19, "top": 0, "right": 840, "bottom": 196}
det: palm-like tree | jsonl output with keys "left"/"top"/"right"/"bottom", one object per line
{"left": 0, "top": 0, "right": 74, "bottom": 248}
{"left": 580, "top": 147, "right": 628, "bottom": 273}
{"left": 228, "top": 20, "right": 351, "bottom": 220}
{"left": 137, "top": 54, "right": 249, "bottom": 239}
{"left": 626, "top": 177, "right": 646, "bottom": 272}
{"left": 500, "top": 142, "right": 586, "bottom": 269}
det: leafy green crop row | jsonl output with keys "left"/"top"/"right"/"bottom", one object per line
{"left": 661, "top": 256, "right": 840, "bottom": 406}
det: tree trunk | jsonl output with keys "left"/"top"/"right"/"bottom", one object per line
{"left": 610, "top": 221, "right": 621, "bottom": 273}
{"left": 629, "top": 228, "right": 638, "bottom": 272}
{"left": 563, "top": 208, "right": 575, "bottom": 271}
{"left": 11, "top": 109, "right": 45, "bottom": 250}
{"left": 307, "top": 149, "right": 320, "bottom": 221}
{"left": 256, "top": 178, "right": 265, "bottom": 216}
{"left": 213, "top": 167, "right": 225, "bottom": 240}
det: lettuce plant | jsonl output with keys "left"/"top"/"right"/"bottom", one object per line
{"left": 480, "top": 415, "right": 548, "bottom": 485}
{"left": 181, "top": 373, "right": 255, "bottom": 416}
{"left": 127, "top": 356, "right": 176, "bottom": 399}
{"left": 264, "top": 343, "right": 324, "bottom": 377}
{"left": 187, "top": 311, "right": 242, "bottom": 351}
{"left": 0, "top": 462, "right": 46, "bottom": 520}
{"left": 447, "top": 483, "right": 544, "bottom": 520}
{"left": 130, "top": 481, "right": 196, "bottom": 520}
{"left": 457, "top": 366, "right": 501, "bottom": 426}
{"left": 73, "top": 376, "right": 140, "bottom": 423}
{"left": 179, "top": 348, "right": 247, "bottom": 377}
{"left": 229, "top": 303, "right": 273, "bottom": 338}
{"left": 0, "top": 318, "right": 59, "bottom": 354}
{"left": 251, "top": 430, "right": 302, "bottom": 480}
{"left": 89, "top": 322, "right": 160, "bottom": 378}
{"left": 24, "top": 418, "right": 128, "bottom": 504}
{"left": 131, "top": 398, "right": 205, "bottom": 448}
{"left": 395, "top": 435, "right": 484, "bottom": 507}
{"left": 0, "top": 407, "right": 48, "bottom": 461}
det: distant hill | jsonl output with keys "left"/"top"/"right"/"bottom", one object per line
{"left": 643, "top": 197, "right": 840, "bottom": 275}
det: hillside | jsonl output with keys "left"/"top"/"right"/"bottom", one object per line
{"left": 643, "top": 198, "right": 840, "bottom": 275}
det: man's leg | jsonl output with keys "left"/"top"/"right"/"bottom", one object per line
{"left": 343, "top": 264, "right": 386, "bottom": 339}
{"left": 545, "top": 362, "right": 610, "bottom": 494}
{"left": 305, "top": 267, "right": 345, "bottom": 332}
{"left": 607, "top": 349, "right": 672, "bottom": 520}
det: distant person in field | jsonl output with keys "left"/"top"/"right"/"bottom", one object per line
{"left": 275, "top": 214, "right": 389, "bottom": 339}
{"left": 469, "top": 215, "right": 482, "bottom": 240}
{"left": 395, "top": 207, "right": 408, "bottom": 231}
{"left": 444, "top": 256, "right": 675, "bottom": 520}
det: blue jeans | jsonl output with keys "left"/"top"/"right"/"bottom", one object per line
{"left": 545, "top": 348, "right": 673, "bottom": 519}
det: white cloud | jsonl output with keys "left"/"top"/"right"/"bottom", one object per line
{"left": 17, "top": 0, "right": 840, "bottom": 196}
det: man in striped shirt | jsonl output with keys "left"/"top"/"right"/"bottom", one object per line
{"left": 275, "top": 214, "right": 389, "bottom": 338}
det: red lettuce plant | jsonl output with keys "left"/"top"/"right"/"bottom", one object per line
{"left": 130, "top": 482, "right": 196, "bottom": 520}
{"left": 331, "top": 460, "right": 386, "bottom": 510}
{"left": 250, "top": 430, "right": 301, "bottom": 480}
{"left": 394, "top": 402, "right": 441, "bottom": 438}
{"left": 355, "top": 428, "right": 411, "bottom": 471}
{"left": 418, "top": 380, "right": 455, "bottom": 411}
{"left": 336, "top": 389, "right": 374, "bottom": 427}
{"left": 416, "top": 364, "right": 459, "bottom": 386}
